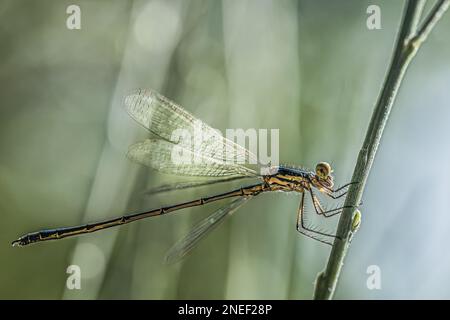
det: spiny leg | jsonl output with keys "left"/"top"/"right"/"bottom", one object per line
{"left": 309, "top": 189, "right": 354, "bottom": 218}
{"left": 323, "top": 181, "right": 359, "bottom": 200}
{"left": 325, "top": 191, "right": 348, "bottom": 200}
{"left": 295, "top": 192, "right": 339, "bottom": 245}
{"left": 324, "top": 185, "right": 349, "bottom": 200}
{"left": 332, "top": 181, "right": 358, "bottom": 193}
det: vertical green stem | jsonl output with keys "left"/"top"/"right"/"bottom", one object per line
{"left": 313, "top": 0, "right": 449, "bottom": 300}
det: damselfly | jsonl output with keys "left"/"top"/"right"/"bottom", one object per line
{"left": 13, "top": 89, "right": 354, "bottom": 263}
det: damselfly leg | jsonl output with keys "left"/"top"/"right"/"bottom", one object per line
{"left": 322, "top": 181, "right": 359, "bottom": 200}
{"left": 309, "top": 189, "right": 356, "bottom": 218}
{"left": 296, "top": 193, "right": 338, "bottom": 245}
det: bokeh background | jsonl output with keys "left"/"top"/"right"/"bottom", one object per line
{"left": 1, "top": 0, "right": 450, "bottom": 299}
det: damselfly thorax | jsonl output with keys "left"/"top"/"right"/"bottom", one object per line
{"left": 264, "top": 164, "right": 334, "bottom": 193}
{"left": 13, "top": 89, "right": 355, "bottom": 263}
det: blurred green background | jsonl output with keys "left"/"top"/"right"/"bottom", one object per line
{"left": 1, "top": 0, "right": 450, "bottom": 299}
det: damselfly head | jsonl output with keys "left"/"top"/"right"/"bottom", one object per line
{"left": 313, "top": 162, "right": 334, "bottom": 189}
{"left": 316, "top": 162, "right": 332, "bottom": 179}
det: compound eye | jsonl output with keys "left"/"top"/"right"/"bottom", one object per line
{"left": 316, "top": 162, "right": 332, "bottom": 179}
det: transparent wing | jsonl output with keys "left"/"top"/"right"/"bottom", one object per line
{"left": 164, "top": 197, "right": 249, "bottom": 264}
{"left": 127, "top": 139, "right": 257, "bottom": 177}
{"left": 124, "top": 89, "right": 258, "bottom": 165}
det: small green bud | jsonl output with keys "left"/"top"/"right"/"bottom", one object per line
{"left": 351, "top": 209, "right": 362, "bottom": 233}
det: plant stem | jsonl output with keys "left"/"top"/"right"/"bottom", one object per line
{"left": 313, "top": 0, "right": 449, "bottom": 300}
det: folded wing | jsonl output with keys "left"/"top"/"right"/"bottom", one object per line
{"left": 124, "top": 89, "right": 258, "bottom": 165}
{"left": 164, "top": 197, "right": 249, "bottom": 264}
{"left": 127, "top": 139, "right": 257, "bottom": 177}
